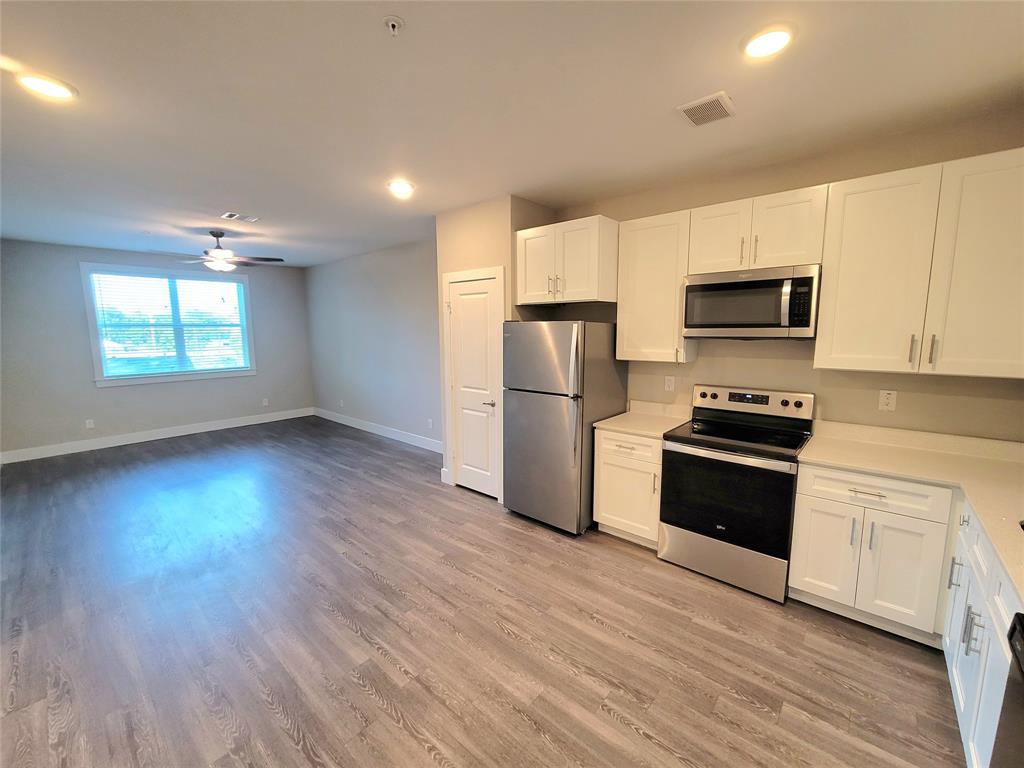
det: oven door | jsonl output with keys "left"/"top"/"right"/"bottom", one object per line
{"left": 659, "top": 442, "right": 797, "bottom": 560}
{"left": 682, "top": 265, "right": 818, "bottom": 338}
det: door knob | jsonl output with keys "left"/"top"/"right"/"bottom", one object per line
{"left": 483, "top": 400, "right": 496, "bottom": 407}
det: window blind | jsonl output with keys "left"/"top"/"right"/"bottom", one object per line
{"left": 89, "top": 272, "right": 251, "bottom": 379}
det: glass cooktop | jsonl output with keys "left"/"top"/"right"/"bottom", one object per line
{"left": 663, "top": 419, "right": 810, "bottom": 461}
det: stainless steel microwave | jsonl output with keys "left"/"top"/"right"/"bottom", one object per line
{"left": 682, "top": 264, "right": 820, "bottom": 339}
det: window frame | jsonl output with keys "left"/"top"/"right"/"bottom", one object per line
{"left": 80, "top": 262, "right": 257, "bottom": 387}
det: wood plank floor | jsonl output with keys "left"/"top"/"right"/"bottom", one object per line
{"left": 1, "top": 417, "right": 965, "bottom": 768}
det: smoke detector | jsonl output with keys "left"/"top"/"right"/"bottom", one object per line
{"left": 220, "top": 211, "right": 260, "bottom": 223}
{"left": 676, "top": 91, "right": 736, "bottom": 127}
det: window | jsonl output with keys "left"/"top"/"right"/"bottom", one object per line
{"left": 81, "top": 264, "right": 254, "bottom": 386}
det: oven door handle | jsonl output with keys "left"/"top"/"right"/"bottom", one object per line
{"left": 780, "top": 278, "right": 792, "bottom": 328}
{"left": 662, "top": 442, "right": 797, "bottom": 474}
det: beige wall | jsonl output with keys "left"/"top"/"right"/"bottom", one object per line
{"left": 556, "top": 108, "right": 1024, "bottom": 442}
{"left": 1, "top": 239, "right": 314, "bottom": 452}
{"left": 307, "top": 239, "right": 441, "bottom": 446}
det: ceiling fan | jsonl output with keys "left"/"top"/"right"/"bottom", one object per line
{"left": 184, "top": 230, "right": 285, "bottom": 272}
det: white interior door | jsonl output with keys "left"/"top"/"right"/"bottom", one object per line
{"left": 922, "top": 147, "right": 1024, "bottom": 378}
{"left": 750, "top": 184, "right": 827, "bottom": 268}
{"left": 814, "top": 165, "right": 941, "bottom": 373}
{"left": 688, "top": 198, "right": 753, "bottom": 274}
{"left": 447, "top": 277, "right": 502, "bottom": 498}
{"left": 789, "top": 495, "right": 863, "bottom": 606}
{"left": 854, "top": 507, "right": 946, "bottom": 632}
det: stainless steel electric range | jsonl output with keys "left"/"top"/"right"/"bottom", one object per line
{"left": 658, "top": 384, "right": 815, "bottom": 603}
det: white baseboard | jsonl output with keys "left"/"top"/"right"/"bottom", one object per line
{"left": 313, "top": 408, "right": 442, "bottom": 454}
{"left": 0, "top": 408, "right": 316, "bottom": 465}
{"left": 440, "top": 467, "right": 454, "bottom": 486}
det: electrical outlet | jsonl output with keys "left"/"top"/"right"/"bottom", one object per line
{"left": 427, "top": 418, "right": 433, "bottom": 429}
{"left": 878, "top": 390, "right": 897, "bottom": 412}
{"left": 261, "top": 398, "right": 269, "bottom": 407}
{"left": 85, "top": 419, "right": 95, "bottom": 429}
{"left": 664, "top": 375, "right": 676, "bottom": 392}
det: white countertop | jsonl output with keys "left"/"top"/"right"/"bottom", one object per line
{"left": 801, "top": 422, "right": 1024, "bottom": 598}
{"left": 594, "top": 400, "right": 690, "bottom": 440}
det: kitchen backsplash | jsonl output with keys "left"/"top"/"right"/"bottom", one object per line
{"left": 630, "top": 339, "right": 1024, "bottom": 443}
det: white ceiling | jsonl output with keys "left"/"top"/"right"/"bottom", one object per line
{"left": 2, "top": 2, "right": 1022, "bottom": 266}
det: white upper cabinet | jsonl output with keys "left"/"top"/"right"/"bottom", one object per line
{"left": 515, "top": 216, "right": 618, "bottom": 305}
{"left": 687, "top": 184, "right": 827, "bottom": 275}
{"left": 921, "top": 147, "right": 1024, "bottom": 379}
{"left": 749, "top": 185, "right": 828, "bottom": 269}
{"left": 516, "top": 226, "right": 557, "bottom": 303}
{"left": 616, "top": 211, "right": 697, "bottom": 362}
{"left": 813, "top": 164, "right": 942, "bottom": 373}
{"left": 688, "top": 199, "right": 753, "bottom": 274}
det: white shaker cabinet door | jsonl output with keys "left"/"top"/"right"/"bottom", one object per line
{"left": 922, "top": 147, "right": 1024, "bottom": 379}
{"left": 854, "top": 507, "right": 947, "bottom": 632}
{"left": 688, "top": 198, "right": 753, "bottom": 275}
{"left": 593, "top": 451, "right": 660, "bottom": 544}
{"left": 789, "top": 495, "right": 863, "bottom": 606}
{"left": 814, "top": 165, "right": 941, "bottom": 373}
{"left": 516, "top": 225, "right": 557, "bottom": 304}
{"left": 749, "top": 184, "right": 827, "bottom": 269}
{"left": 616, "top": 211, "right": 690, "bottom": 361}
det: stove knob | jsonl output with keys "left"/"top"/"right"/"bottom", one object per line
{"left": 794, "top": 400, "right": 804, "bottom": 409}
{"left": 780, "top": 399, "right": 790, "bottom": 407}
{"left": 710, "top": 392, "right": 719, "bottom": 400}
{"left": 699, "top": 391, "right": 708, "bottom": 399}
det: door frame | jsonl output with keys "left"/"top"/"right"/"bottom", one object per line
{"left": 440, "top": 266, "right": 505, "bottom": 503}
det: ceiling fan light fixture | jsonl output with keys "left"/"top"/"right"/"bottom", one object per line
{"left": 204, "top": 259, "right": 237, "bottom": 272}
{"left": 17, "top": 73, "right": 78, "bottom": 101}
{"left": 387, "top": 178, "right": 415, "bottom": 200}
{"left": 203, "top": 246, "right": 235, "bottom": 260}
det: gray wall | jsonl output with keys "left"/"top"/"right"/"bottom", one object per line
{"left": 556, "top": 108, "right": 1024, "bottom": 442}
{"left": 0, "top": 239, "right": 314, "bottom": 452}
{"left": 307, "top": 239, "right": 441, "bottom": 445}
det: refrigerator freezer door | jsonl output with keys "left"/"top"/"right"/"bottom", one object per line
{"left": 503, "top": 388, "right": 583, "bottom": 533}
{"left": 503, "top": 321, "right": 580, "bottom": 396}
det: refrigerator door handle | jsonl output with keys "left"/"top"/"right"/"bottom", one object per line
{"left": 568, "top": 322, "right": 579, "bottom": 395}
{"left": 570, "top": 395, "right": 580, "bottom": 468}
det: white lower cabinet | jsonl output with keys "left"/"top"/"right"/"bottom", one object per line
{"left": 593, "top": 429, "right": 661, "bottom": 547}
{"left": 942, "top": 504, "right": 1022, "bottom": 768}
{"left": 790, "top": 495, "right": 861, "bottom": 605}
{"left": 790, "top": 491, "right": 947, "bottom": 632}
{"left": 854, "top": 507, "right": 946, "bottom": 631}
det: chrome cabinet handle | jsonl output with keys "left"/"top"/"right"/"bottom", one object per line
{"left": 947, "top": 557, "right": 962, "bottom": 589}
{"left": 753, "top": 234, "right": 759, "bottom": 264}
{"left": 482, "top": 400, "right": 496, "bottom": 407}
{"left": 961, "top": 604, "right": 974, "bottom": 645}
{"left": 547, "top": 275, "right": 553, "bottom": 295}
{"left": 849, "top": 517, "right": 857, "bottom": 547}
{"left": 960, "top": 513, "right": 971, "bottom": 528}
{"left": 554, "top": 275, "right": 561, "bottom": 296}
{"left": 614, "top": 443, "right": 636, "bottom": 451}
{"left": 965, "top": 608, "right": 984, "bottom": 656}
{"left": 652, "top": 473, "right": 659, "bottom": 494}
{"left": 908, "top": 334, "right": 916, "bottom": 363}
{"left": 928, "top": 334, "right": 938, "bottom": 365}
{"left": 739, "top": 236, "right": 746, "bottom": 265}
{"left": 867, "top": 521, "right": 877, "bottom": 551}
{"left": 849, "top": 488, "right": 886, "bottom": 499}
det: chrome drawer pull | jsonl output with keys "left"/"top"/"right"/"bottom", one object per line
{"left": 965, "top": 609, "right": 984, "bottom": 656}
{"left": 615, "top": 444, "right": 636, "bottom": 451}
{"left": 961, "top": 603, "right": 974, "bottom": 645}
{"left": 947, "top": 557, "right": 962, "bottom": 589}
{"left": 849, "top": 488, "right": 886, "bottom": 499}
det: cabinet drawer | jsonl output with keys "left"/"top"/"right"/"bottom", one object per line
{"left": 597, "top": 430, "right": 662, "bottom": 463}
{"left": 798, "top": 464, "right": 952, "bottom": 524}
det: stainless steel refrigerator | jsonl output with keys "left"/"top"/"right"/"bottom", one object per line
{"left": 503, "top": 321, "right": 627, "bottom": 534}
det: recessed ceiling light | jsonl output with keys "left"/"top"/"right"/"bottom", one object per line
{"left": 17, "top": 73, "right": 78, "bottom": 101}
{"left": 388, "top": 178, "right": 415, "bottom": 200}
{"left": 744, "top": 27, "right": 793, "bottom": 59}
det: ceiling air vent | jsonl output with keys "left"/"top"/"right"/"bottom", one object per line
{"left": 220, "top": 212, "right": 241, "bottom": 220}
{"left": 676, "top": 91, "right": 736, "bottom": 127}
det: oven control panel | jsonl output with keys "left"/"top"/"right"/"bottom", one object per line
{"left": 692, "top": 385, "right": 815, "bottom": 419}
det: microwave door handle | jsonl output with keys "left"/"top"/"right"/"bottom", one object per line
{"left": 780, "top": 279, "right": 792, "bottom": 327}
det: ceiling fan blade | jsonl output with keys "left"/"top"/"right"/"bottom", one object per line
{"left": 181, "top": 259, "right": 207, "bottom": 264}
{"left": 231, "top": 256, "right": 285, "bottom": 263}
